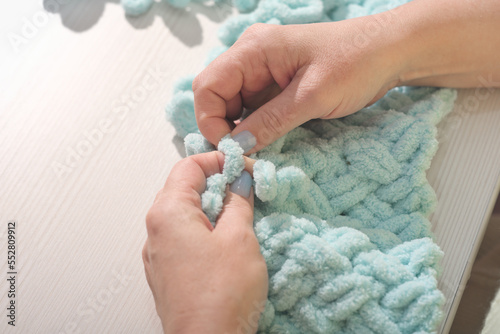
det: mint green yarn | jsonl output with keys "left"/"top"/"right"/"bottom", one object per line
{"left": 120, "top": 0, "right": 260, "bottom": 16}
{"left": 201, "top": 135, "right": 245, "bottom": 222}
{"left": 164, "top": 0, "right": 459, "bottom": 332}
{"left": 181, "top": 87, "right": 455, "bottom": 334}
{"left": 121, "top": 0, "right": 154, "bottom": 16}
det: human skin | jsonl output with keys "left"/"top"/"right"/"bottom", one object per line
{"left": 145, "top": 0, "right": 500, "bottom": 332}
{"left": 192, "top": 0, "right": 500, "bottom": 154}
{"left": 142, "top": 152, "right": 266, "bottom": 334}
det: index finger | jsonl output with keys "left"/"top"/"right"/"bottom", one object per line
{"left": 192, "top": 55, "right": 244, "bottom": 145}
{"left": 163, "top": 152, "right": 225, "bottom": 202}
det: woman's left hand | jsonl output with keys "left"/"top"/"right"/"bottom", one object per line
{"left": 142, "top": 152, "right": 268, "bottom": 334}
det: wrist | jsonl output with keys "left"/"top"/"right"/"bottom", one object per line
{"left": 386, "top": 1, "right": 440, "bottom": 85}
{"left": 387, "top": 0, "right": 479, "bottom": 87}
{"left": 355, "top": 0, "right": 464, "bottom": 88}
{"left": 346, "top": 12, "right": 411, "bottom": 90}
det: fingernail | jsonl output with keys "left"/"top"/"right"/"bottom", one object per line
{"left": 232, "top": 131, "right": 256, "bottom": 154}
{"left": 230, "top": 171, "right": 252, "bottom": 198}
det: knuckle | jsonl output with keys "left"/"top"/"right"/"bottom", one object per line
{"left": 239, "top": 24, "right": 288, "bottom": 66}
{"left": 296, "top": 89, "right": 318, "bottom": 108}
{"left": 175, "top": 156, "right": 190, "bottom": 168}
{"left": 192, "top": 71, "right": 212, "bottom": 95}
{"left": 173, "top": 156, "right": 196, "bottom": 173}
{"left": 242, "top": 23, "right": 277, "bottom": 46}
{"left": 296, "top": 77, "right": 322, "bottom": 102}
{"left": 191, "top": 75, "right": 202, "bottom": 92}
{"left": 245, "top": 23, "right": 268, "bottom": 37}
{"left": 196, "top": 112, "right": 212, "bottom": 132}
{"left": 180, "top": 188, "right": 202, "bottom": 208}
{"left": 153, "top": 189, "right": 164, "bottom": 205}
{"left": 145, "top": 205, "right": 168, "bottom": 236}
{"left": 142, "top": 242, "right": 149, "bottom": 264}
{"left": 147, "top": 246, "right": 162, "bottom": 266}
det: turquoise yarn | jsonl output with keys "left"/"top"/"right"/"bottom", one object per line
{"left": 121, "top": 0, "right": 154, "bottom": 16}
{"left": 172, "top": 88, "right": 455, "bottom": 333}
{"left": 165, "top": 0, "right": 458, "bottom": 332}
{"left": 121, "top": 0, "right": 259, "bottom": 16}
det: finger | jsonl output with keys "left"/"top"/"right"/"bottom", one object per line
{"left": 152, "top": 154, "right": 256, "bottom": 232}
{"left": 154, "top": 153, "right": 255, "bottom": 214}
{"left": 162, "top": 151, "right": 225, "bottom": 200}
{"left": 215, "top": 171, "right": 254, "bottom": 233}
{"left": 365, "top": 87, "right": 390, "bottom": 108}
{"left": 226, "top": 93, "right": 243, "bottom": 121}
{"left": 193, "top": 58, "right": 245, "bottom": 145}
{"left": 243, "top": 82, "right": 282, "bottom": 111}
{"left": 243, "top": 156, "right": 256, "bottom": 175}
{"left": 230, "top": 69, "right": 323, "bottom": 154}
{"left": 148, "top": 152, "right": 224, "bottom": 232}
{"left": 145, "top": 152, "right": 232, "bottom": 241}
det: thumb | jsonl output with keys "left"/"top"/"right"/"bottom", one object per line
{"left": 215, "top": 171, "right": 254, "bottom": 232}
{"left": 231, "top": 70, "right": 322, "bottom": 154}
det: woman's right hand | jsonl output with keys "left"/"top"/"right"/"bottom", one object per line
{"left": 192, "top": 15, "right": 406, "bottom": 154}
{"left": 193, "top": 0, "right": 500, "bottom": 154}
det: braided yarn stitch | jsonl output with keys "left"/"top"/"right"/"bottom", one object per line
{"left": 165, "top": 0, "right": 458, "bottom": 333}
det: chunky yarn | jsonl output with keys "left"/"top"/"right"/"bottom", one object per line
{"left": 121, "top": 0, "right": 259, "bottom": 16}
{"left": 165, "top": 0, "right": 458, "bottom": 332}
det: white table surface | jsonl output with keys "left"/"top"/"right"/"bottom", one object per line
{"left": 1, "top": 2, "right": 500, "bottom": 333}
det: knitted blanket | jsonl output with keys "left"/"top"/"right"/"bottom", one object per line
{"left": 162, "top": 0, "right": 458, "bottom": 333}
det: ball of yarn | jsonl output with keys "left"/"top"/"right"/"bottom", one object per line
{"left": 121, "top": 0, "right": 154, "bottom": 16}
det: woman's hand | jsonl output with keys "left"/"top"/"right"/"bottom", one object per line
{"left": 192, "top": 16, "right": 406, "bottom": 153}
{"left": 193, "top": 0, "right": 500, "bottom": 154}
{"left": 142, "top": 152, "right": 268, "bottom": 334}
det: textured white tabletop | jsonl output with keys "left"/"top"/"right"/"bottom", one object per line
{"left": 1, "top": 2, "right": 499, "bottom": 333}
